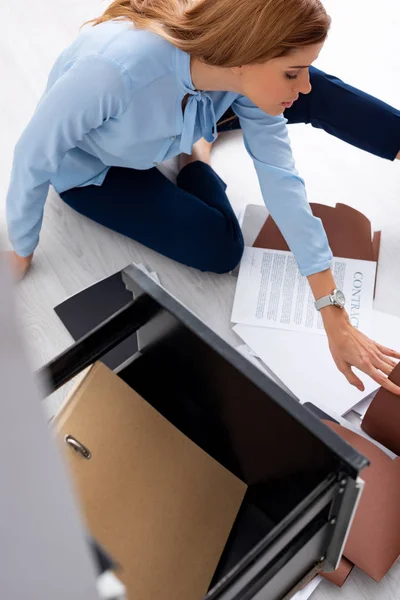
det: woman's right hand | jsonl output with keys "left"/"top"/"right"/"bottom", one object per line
{"left": 7, "top": 251, "right": 33, "bottom": 280}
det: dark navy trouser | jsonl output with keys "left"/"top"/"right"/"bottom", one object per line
{"left": 60, "top": 67, "right": 400, "bottom": 273}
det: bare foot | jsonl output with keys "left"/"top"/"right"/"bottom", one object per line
{"left": 179, "top": 137, "right": 213, "bottom": 171}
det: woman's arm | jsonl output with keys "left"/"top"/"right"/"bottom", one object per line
{"left": 232, "top": 95, "right": 333, "bottom": 277}
{"left": 6, "top": 54, "right": 132, "bottom": 259}
{"left": 232, "top": 96, "right": 400, "bottom": 395}
{"left": 308, "top": 268, "right": 400, "bottom": 395}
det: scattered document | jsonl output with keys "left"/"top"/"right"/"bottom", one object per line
{"left": 97, "top": 572, "right": 126, "bottom": 600}
{"left": 231, "top": 247, "right": 376, "bottom": 335}
{"left": 135, "top": 263, "right": 162, "bottom": 285}
{"left": 236, "top": 343, "right": 265, "bottom": 371}
{"left": 235, "top": 344, "right": 298, "bottom": 399}
{"left": 291, "top": 576, "right": 322, "bottom": 600}
{"left": 351, "top": 391, "right": 378, "bottom": 419}
{"left": 234, "top": 323, "right": 377, "bottom": 415}
{"left": 233, "top": 309, "right": 400, "bottom": 416}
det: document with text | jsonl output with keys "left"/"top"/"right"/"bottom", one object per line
{"left": 233, "top": 309, "right": 400, "bottom": 416}
{"left": 231, "top": 247, "right": 377, "bottom": 335}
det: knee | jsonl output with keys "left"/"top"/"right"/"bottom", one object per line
{"left": 202, "top": 234, "right": 244, "bottom": 274}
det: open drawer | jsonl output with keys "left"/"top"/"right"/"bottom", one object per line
{"left": 41, "top": 264, "right": 368, "bottom": 600}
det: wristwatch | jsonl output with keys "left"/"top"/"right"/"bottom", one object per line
{"left": 315, "top": 288, "right": 346, "bottom": 311}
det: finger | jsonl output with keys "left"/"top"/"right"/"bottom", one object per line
{"left": 339, "top": 364, "right": 365, "bottom": 391}
{"left": 372, "top": 354, "right": 397, "bottom": 377}
{"left": 375, "top": 342, "right": 400, "bottom": 360}
{"left": 375, "top": 351, "right": 398, "bottom": 371}
{"left": 363, "top": 365, "right": 400, "bottom": 396}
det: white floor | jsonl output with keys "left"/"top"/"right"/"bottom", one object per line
{"left": 1, "top": 0, "right": 399, "bottom": 598}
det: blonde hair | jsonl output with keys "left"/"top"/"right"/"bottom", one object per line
{"left": 85, "top": 0, "right": 331, "bottom": 67}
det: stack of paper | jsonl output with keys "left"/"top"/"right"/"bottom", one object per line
{"left": 291, "top": 577, "right": 323, "bottom": 600}
{"left": 232, "top": 247, "right": 400, "bottom": 416}
{"left": 97, "top": 572, "right": 126, "bottom": 600}
{"left": 352, "top": 390, "right": 379, "bottom": 419}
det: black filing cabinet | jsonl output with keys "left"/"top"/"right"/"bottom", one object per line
{"left": 42, "top": 264, "right": 368, "bottom": 600}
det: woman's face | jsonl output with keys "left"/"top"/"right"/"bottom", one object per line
{"left": 234, "top": 42, "right": 324, "bottom": 116}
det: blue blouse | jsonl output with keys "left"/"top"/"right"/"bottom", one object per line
{"left": 6, "top": 20, "right": 332, "bottom": 275}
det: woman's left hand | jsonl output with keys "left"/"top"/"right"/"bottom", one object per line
{"left": 323, "top": 307, "right": 400, "bottom": 394}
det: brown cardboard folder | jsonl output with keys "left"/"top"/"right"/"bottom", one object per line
{"left": 323, "top": 421, "right": 400, "bottom": 582}
{"left": 362, "top": 362, "right": 400, "bottom": 456}
{"left": 253, "top": 203, "right": 381, "bottom": 296}
{"left": 321, "top": 557, "right": 354, "bottom": 587}
{"left": 53, "top": 362, "right": 247, "bottom": 600}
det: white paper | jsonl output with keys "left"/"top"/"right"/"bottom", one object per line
{"left": 234, "top": 323, "right": 377, "bottom": 415}
{"left": 135, "top": 262, "right": 162, "bottom": 285}
{"left": 97, "top": 571, "right": 127, "bottom": 600}
{"left": 231, "top": 247, "right": 376, "bottom": 335}
{"left": 291, "top": 576, "right": 322, "bottom": 600}
{"left": 351, "top": 391, "right": 378, "bottom": 418}
{"left": 235, "top": 344, "right": 298, "bottom": 398}
{"left": 236, "top": 343, "right": 278, "bottom": 379}
{"left": 233, "top": 309, "right": 400, "bottom": 416}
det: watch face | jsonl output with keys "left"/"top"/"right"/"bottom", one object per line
{"left": 334, "top": 290, "right": 346, "bottom": 307}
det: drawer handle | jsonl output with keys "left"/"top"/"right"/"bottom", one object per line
{"left": 65, "top": 435, "right": 91, "bottom": 460}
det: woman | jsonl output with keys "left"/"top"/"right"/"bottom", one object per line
{"left": 6, "top": 0, "right": 400, "bottom": 394}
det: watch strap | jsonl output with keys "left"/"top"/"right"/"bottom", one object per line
{"left": 315, "top": 294, "right": 333, "bottom": 311}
